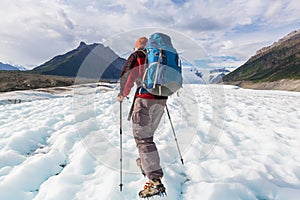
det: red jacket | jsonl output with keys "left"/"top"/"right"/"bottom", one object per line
{"left": 120, "top": 49, "right": 166, "bottom": 99}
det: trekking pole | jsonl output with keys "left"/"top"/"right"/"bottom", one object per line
{"left": 119, "top": 102, "right": 123, "bottom": 191}
{"left": 165, "top": 105, "right": 184, "bottom": 165}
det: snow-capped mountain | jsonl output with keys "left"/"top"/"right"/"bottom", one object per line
{"left": 0, "top": 61, "right": 25, "bottom": 71}
{"left": 208, "top": 68, "right": 231, "bottom": 83}
{"left": 182, "top": 67, "right": 205, "bottom": 84}
{"left": 184, "top": 67, "right": 232, "bottom": 84}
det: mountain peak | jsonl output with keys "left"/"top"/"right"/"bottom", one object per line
{"left": 32, "top": 41, "right": 126, "bottom": 80}
{"left": 78, "top": 41, "right": 87, "bottom": 48}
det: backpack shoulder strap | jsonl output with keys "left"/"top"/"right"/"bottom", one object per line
{"left": 135, "top": 49, "right": 147, "bottom": 57}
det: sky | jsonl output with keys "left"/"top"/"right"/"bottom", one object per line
{"left": 0, "top": 0, "right": 299, "bottom": 69}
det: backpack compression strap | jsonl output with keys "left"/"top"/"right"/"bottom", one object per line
{"left": 153, "top": 48, "right": 163, "bottom": 89}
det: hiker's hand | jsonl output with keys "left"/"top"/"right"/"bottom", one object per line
{"left": 117, "top": 94, "right": 124, "bottom": 102}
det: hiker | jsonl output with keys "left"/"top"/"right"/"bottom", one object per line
{"left": 117, "top": 36, "right": 167, "bottom": 197}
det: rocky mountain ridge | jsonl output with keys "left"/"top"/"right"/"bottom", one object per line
{"left": 32, "top": 42, "right": 126, "bottom": 81}
{"left": 249, "top": 29, "right": 300, "bottom": 62}
{"left": 222, "top": 29, "right": 300, "bottom": 88}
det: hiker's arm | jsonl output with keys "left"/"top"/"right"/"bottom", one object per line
{"left": 120, "top": 53, "right": 137, "bottom": 97}
{"left": 123, "top": 66, "right": 138, "bottom": 97}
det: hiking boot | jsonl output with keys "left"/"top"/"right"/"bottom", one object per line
{"left": 138, "top": 178, "right": 166, "bottom": 198}
{"left": 136, "top": 158, "right": 146, "bottom": 177}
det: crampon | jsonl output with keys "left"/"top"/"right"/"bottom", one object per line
{"left": 138, "top": 179, "right": 167, "bottom": 198}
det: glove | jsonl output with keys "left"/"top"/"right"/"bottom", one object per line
{"left": 117, "top": 94, "right": 124, "bottom": 102}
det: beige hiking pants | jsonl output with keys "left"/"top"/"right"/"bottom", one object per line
{"left": 132, "top": 97, "right": 167, "bottom": 180}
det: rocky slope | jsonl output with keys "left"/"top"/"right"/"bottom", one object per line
{"left": 222, "top": 29, "right": 300, "bottom": 90}
{"left": 32, "top": 42, "right": 126, "bottom": 81}
{"left": 0, "top": 71, "right": 75, "bottom": 92}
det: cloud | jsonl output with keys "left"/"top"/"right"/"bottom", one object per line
{"left": 177, "top": 17, "right": 228, "bottom": 31}
{"left": 0, "top": 0, "right": 299, "bottom": 69}
{"left": 221, "top": 41, "right": 234, "bottom": 50}
{"left": 59, "top": 9, "right": 74, "bottom": 30}
{"left": 0, "top": 0, "right": 78, "bottom": 66}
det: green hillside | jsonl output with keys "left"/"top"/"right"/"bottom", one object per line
{"left": 223, "top": 30, "right": 300, "bottom": 83}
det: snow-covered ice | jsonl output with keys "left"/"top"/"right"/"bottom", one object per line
{"left": 0, "top": 83, "right": 299, "bottom": 200}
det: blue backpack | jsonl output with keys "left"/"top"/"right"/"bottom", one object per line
{"left": 142, "top": 33, "right": 183, "bottom": 96}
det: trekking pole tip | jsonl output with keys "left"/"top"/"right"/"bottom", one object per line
{"left": 181, "top": 159, "right": 184, "bottom": 165}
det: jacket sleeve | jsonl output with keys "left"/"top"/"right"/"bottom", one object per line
{"left": 119, "top": 53, "right": 137, "bottom": 97}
